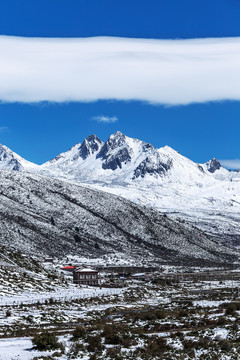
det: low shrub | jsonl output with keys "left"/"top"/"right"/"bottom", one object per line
{"left": 105, "top": 333, "right": 121, "bottom": 345}
{"left": 217, "top": 316, "right": 226, "bottom": 326}
{"left": 69, "top": 342, "right": 85, "bottom": 357}
{"left": 5, "top": 309, "right": 11, "bottom": 317}
{"left": 86, "top": 334, "right": 103, "bottom": 353}
{"left": 72, "top": 325, "right": 86, "bottom": 341}
{"left": 225, "top": 303, "right": 237, "bottom": 316}
{"left": 105, "top": 347, "right": 124, "bottom": 359}
{"left": 32, "top": 331, "right": 63, "bottom": 351}
{"left": 219, "top": 339, "right": 232, "bottom": 351}
{"left": 178, "top": 309, "right": 189, "bottom": 318}
{"left": 146, "top": 337, "right": 169, "bottom": 356}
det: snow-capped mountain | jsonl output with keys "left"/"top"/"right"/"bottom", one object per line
{"left": 45, "top": 134, "right": 103, "bottom": 170}
{"left": 0, "top": 144, "right": 38, "bottom": 171}
{"left": 42, "top": 131, "right": 219, "bottom": 184}
{"left": 40, "top": 131, "right": 240, "bottom": 244}
{"left": 1, "top": 131, "right": 240, "bottom": 246}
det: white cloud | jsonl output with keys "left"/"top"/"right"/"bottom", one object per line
{"left": 91, "top": 115, "right": 118, "bottom": 123}
{"left": 220, "top": 159, "right": 240, "bottom": 169}
{"left": 0, "top": 36, "right": 240, "bottom": 105}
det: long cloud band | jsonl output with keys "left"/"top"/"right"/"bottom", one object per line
{"left": 0, "top": 36, "right": 239, "bottom": 105}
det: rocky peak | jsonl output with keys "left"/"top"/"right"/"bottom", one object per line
{"left": 103, "top": 131, "right": 126, "bottom": 151}
{"left": 142, "top": 142, "right": 154, "bottom": 152}
{"left": 205, "top": 158, "right": 222, "bottom": 173}
{"left": 0, "top": 144, "right": 22, "bottom": 171}
{"left": 76, "top": 135, "right": 103, "bottom": 160}
{"left": 97, "top": 131, "right": 132, "bottom": 170}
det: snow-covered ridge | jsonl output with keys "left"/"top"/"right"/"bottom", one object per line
{"left": 40, "top": 131, "right": 234, "bottom": 185}
{"left": 0, "top": 132, "right": 233, "bottom": 183}
{"left": 0, "top": 144, "right": 38, "bottom": 171}
{"left": 1, "top": 132, "right": 240, "bottom": 244}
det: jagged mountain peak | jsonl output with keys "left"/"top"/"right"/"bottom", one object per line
{"left": 109, "top": 130, "right": 125, "bottom": 139}
{"left": 43, "top": 135, "right": 103, "bottom": 168}
{"left": 0, "top": 144, "right": 20, "bottom": 170}
{"left": 0, "top": 143, "right": 19, "bottom": 157}
{"left": 84, "top": 134, "right": 102, "bottom": 143}
{"left": 0, "top": 134, "right": 235, "bottom": 188}
{"left": 96, "top": 131, "right": 134, "bottom": 171}
{"left": 161, "top": 144, "right": 181, "bottom": 153}
{"left": 76, "top": 134, "right": 103, "bottom": 161}
{"left": 0, "top": 143, "right": 37, "bottom": 171}
{"left": 103, "top": 131, "right": 128, "bottom": 149}
{"left": 39, "top": 132, "right": 235, "bottom": 184}
{"left": 159, "top": 145, "right": 183, "bottom": 159}
{"left": 205, "top": 158, "right": 222, "bottom": 173}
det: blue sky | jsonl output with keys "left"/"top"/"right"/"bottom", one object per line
{"left": 0, "top": 0, "right": 240, "bottom": 166}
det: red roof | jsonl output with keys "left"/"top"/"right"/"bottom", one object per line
{"left": 61, "top": 266, "right": 76, "bottom": 270}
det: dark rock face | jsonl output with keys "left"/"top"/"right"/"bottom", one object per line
{"left": 97, "top": 131, "right": 132, "bottom": 170}
{"left": 143, "top": 143, "right": 154, "bottom": 152}
{"left": 101, "top": 147, "right": 132, "bottom": 170}
{"left": 75, "top": 135, "right": 102, "bottom": 161}
{"left": 9, "top": 159, "right": 22, "bottom": 171}
{"left": 133, "top": 156, "right": 172, "bottom": 179}
{"left": 207, "top": 158, "right": 222, "bottom": 173}
{"left": 197, "top": 164, "right": 204, "bottom": 173}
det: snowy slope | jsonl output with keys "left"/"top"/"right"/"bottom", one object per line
{"left": 0, "top": 170, "right": 235, "bottom": 266}
{"left": 40, "top": 132, "right": 240, "bottom": 244}
{"left": 0, "top": 144, "right": 39, "bottom": 171}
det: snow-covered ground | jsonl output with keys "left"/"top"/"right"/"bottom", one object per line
{"left": 0, "top": 286, "right": 125, "bottom": 306}
{"left": 1, "top": 267, "right": 240, "bottom": 360}
{"left": 0, "top": 337, "right": 53, "bottom": 360}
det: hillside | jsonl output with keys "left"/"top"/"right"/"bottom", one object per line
{"left": 0, "top": 246, "right": 67, "bottom": 295}
{"left": 0, "top": 170, "right": 235, "bottom": 266}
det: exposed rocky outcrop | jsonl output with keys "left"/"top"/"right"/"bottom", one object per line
{"left": 205, "top": 158, "right": 222, "bottom": 173}
{"left": 76, "top": 135, "right": 103, "bottom": 161}
{"left": 97, "top": 131, "right": 132, "bottom": 170}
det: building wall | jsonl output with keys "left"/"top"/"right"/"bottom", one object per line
{"left": 73, "top": 271, "right": 99, "bottom": 286}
